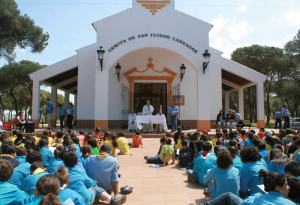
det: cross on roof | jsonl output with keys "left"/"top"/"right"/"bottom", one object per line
{"left": 148, "top": 57, "right": 153, "bottom": 64}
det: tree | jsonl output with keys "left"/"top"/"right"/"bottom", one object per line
{"left": 0, "top": 0, "right": 49, "bottom": 61}
{"left": 0, "top": 61, "right": 43, "bottom": 114}
{"left": 231, "top": 45, "right": 293, "bottom": 124}
{"left": 285, "top": 29, "right": 300, "bottom": 83}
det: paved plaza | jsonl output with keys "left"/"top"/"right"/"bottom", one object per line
{"left": 117, "top": 138, "right": 208, "bottom": 205}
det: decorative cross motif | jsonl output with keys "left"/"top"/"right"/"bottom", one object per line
{"left": 147, "top": 57, "right": 154, "bottom": 68}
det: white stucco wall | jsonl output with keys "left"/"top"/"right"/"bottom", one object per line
{"left": 107, "top": 47, "right": 198, "bottom": 121}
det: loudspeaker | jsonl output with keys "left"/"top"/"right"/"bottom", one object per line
{"left": 182, "top": 125, "right": 190, "bottom": 130}
{"left": 25, "top": 121, "right": 35, "bottom": 133}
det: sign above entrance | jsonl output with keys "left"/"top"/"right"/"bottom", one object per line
{"left": 108, "top": 33, "right": 198, "bottom": 54}
{"left": 137, "top": 0, "right": 171, "bottom": 15}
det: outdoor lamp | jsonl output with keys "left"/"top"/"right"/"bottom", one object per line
{"left": 97, "top": 46, "right": 105, "bottom": 71}
{"left": 202, "top": 50, "right": 211, "bottom": 74}
{"left": 180, "top": 64, "right": 186, "bottom": 82}
{"left": 115, "top": 63, "right": 121, "bottom": 82}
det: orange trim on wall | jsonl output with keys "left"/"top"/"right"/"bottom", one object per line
{"left": 257, "top": 120, "right": 265, "bottom": 128}
{"left": 125, "top": 57, "right": 177, "bottom": 111}
{"left": 197, "top": 120, "right": 211, "bottom": 131}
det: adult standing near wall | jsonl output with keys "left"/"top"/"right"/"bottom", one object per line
{"left": 142, "top": 100, "right": 154, "bottom": 133}
{"left": 46, "top": 98, "right": 54, "bottom": 128}
{"left": 274, "top": 110, "right": 282, "bottom": 129}
{"left": 58, "top": 104, "right": 66, "bottom": 130}
{"left": 282, "top": 104, "right": 290, "bottom": 129}
{"left": 67, "top": 103, "right": 74, "bottom": 130}
{"left": 168, "top": 102, "right": 179, "bottom": 132}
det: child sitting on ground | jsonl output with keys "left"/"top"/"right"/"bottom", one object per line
{"left": 20, "top": 161, "right": 48, "bottom": 195}
{"left": 187, "top": 141, "right": 217, "bottom": 186}
{"left": 101, "top": 133, "right": 119, "bottom": 157}
{"left": 88, "top": 137, "right": 100, "bottom": 155}
{"left": 160, "top": 138, "right": 175, "bottom": 167}
{"left": 54, "top": 167, "right": 85, "bottom": 205}
{"left": 80, "top": 145, "right": 92, "bottom": 168}
{"left": 63, "top": 151, "right": 126, "bottom": 205}
{"left": 0, "top": 159, "right": 32, "bottom": 205}
{"left": 38, "top": 138, "right": 53, "bottom": 169}
{"left": 51, "top": 131, "right": 64, "bottom": 147}
{"left": 131, "top": 131, "right": 143, "bottom": 148}
{"left": 117, "top": 132, "right": 130, "bottom": 155}
{"left": 145, "top": 137, "right": 167, "bottom": 164}
{"left": 30, "top": 174, "right": 62, "bottom": 205}
{"left": 258, "top": 142, "right": 268, "bottom": 161}
{"left": 48, "top": 145, "right": 66, "bottom": 174}
{"left": 16, "top": 146, "right": 27, "bottom": 164}
{"left": 179, "top": 140, "right": 193, "bottom": 168}
{"left": 94, "top": 127, "right": 103, "bottom": 142}
{"left": 258, "top": 127, "right": 265, "bottom": 140}
{"left": 175, "top": 132, "right": 185, "bottom": 150}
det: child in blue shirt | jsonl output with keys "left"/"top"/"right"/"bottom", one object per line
{"left": 268, "top": 148, "right": 289, "bottom": 175}
{"left": 20, "top": 161, "right": 48, "bottom": 195}
{"left": 54, "top": 166, "right": 85, "bottom": 205}
{"left": 244, "top": 132, "right": 254, "bottom": 147}
{"left": 38, "top": 138, "right": 53, "bottom": 169}
{"left": 284, "top": 161, "right": 300, "bottom": 178}
{"left": 16, "top": 146, "right": 27, "bottom": 164}
{"left": 9, "top": 151, "right": 43, "bottom": 187}
{"left": 204, "top": 149, "right": 239, "bottom": 198}
{"left": 189, "top": 141, "right": 217, "bottom": 187}
{"left": 63, "top": 151, "right": 126, "bottom": 205}
{"left": 258, "top": 142, "right": 268, "bottom": 162}
{"left": 228, "top": 146, "right": 243, "bottom": 174}
{"left": 80, "top": 145, "right": 92, "bottom": 169}
{"left": 240, "top": 147, "right": 266, "bottom": 198}
{"left": 48, "top": 145, "right": 65, "bottom": 174}
{"left": 27, "top": 174, "right": 62, "bottom": 205}
{"left": 0, "top": 159, "right": 33, "bottom": 205}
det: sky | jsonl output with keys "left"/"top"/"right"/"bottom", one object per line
{"left": 1, "top": 0, "right": 300, "bottom": 67}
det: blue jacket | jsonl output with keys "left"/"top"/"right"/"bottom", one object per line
{"left": 242, "top": 191, "right": 296, "bottom": 205}
{"left": 244, "top": 139, "right": 253, "bottom": 147}
{"left": 48, "top": 157, "right": 64, "bottom": 174}
{"left": 67, "top": 166, "right": 96, "bottom": 205}
{"left": 240, "top": 161, "right": 266, "bottom": 195}
{"left": 193, "top": 153, "right": 217, "bottom": 187}
{"left": 8, "top": 162, "right": 31, "bottom": 187}
{"left": 233, "top": 157, "right": 243, "bottom": 174}
{"left": 0, "top": 181, "right": 33, "bottom": 205}
{"left": 203, "top": 166, "right": 239, "bottom": 198}
{"left": 40, "top": 147, "right": 53, "bottom": 169}
{"left": 16, "top": 156, "right": 26, "bottom": 164}
{"left": 268, "top": 160, "right": 287, "bottom": 175}
{"left": 20, "top": 172, "right": 48, "bottom": 195}
{"left": 58, "top": 187, "right": 86, "bottom": 205}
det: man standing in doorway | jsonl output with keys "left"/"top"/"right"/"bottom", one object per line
{"left": 274, "top": 109, "right": 282, "bottom": 129}
{"left": 142, "top": 100, "right": 154, "bottom": 133}
{"left": 46, "top": 98, "right": 54, "bottom": 127}
{"left": 282, "top": 104, "right": 290, "bottom": 129}
{"left": 168, "top": 102, "right": 179, "bottom": 132}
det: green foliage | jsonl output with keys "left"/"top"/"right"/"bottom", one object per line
{"left": 0, "top": 0, "right": 49, "bottom": 61}
{"left": 231, "top": 45, "right": 294, "bottom": 124}
{"left": 0, "top": 61, "right": 43, "bottom": 114}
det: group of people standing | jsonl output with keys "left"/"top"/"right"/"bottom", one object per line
{"left": 274, "top": 104, "right": 291, "bottom": 129}
{"left": 216, "top": 109, "right": 245, "bottom": 129}
{"left": 46, "top": 98, "right": 75, "bottom": 130}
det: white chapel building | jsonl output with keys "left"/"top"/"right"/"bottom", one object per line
{"left": 30, "top": 0, "right": 266, "bottom": 130}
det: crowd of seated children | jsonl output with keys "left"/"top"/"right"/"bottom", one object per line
{"left": 54, "top": 167, "right": 85, "bottom": 205}
{"left": 202, "top": 170, "right": 299, "bottom": 205}
{"left": 9, "top": 151, "right": 43, "bottom": 187}
{"left": 20, "top": 161, "right": 48, "bottom": 195}
{"left": 203, "top": 149, "right": 239, "bottom": 199}
{"left": 0, "top": 159, "right": 32, "bottom": 205}
{"left": 131, "top": 131, "right": 143, "bottom": 148}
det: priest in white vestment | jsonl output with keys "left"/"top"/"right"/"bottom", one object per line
{"left": 156, "top": 111, "right": 168, "bottom": 132}
{"left": 142, "top": 100, "right": 154, "bottom": 132}
{"left": 128, "top": 110, "right": 137, "bottom": 131}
